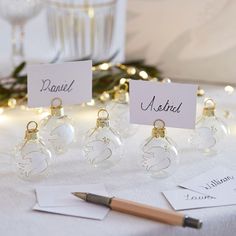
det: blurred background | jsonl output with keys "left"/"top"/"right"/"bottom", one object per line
{"left": 0, "top": 0, "right": 236, "bottom": 84}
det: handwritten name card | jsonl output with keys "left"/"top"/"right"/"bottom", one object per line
{"left": 163, "top": 188, "right": 236, "bottom": 211}
{"left": 27, "top": 60, "right": 92, "bottom": 108}
{"left": 129, "top": 81, "right": 197, "bottom": 129}
{"left": 163, "top": 167, "right": 236, "bottom": 210}
{"left": 179, "top": 167, "right": 236, "bottom": 197}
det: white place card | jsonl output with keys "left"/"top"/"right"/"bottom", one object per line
{"left": 163, "top": 188, "right": 236, "bottom": 211}
{"left": 27, "top": 60, "right": 92, "bottom": 108}
{"left": 34, "top": 184, "right": 110, "bottom": 220}
{"left": 179, "top": 167, "right": 236, "bottom": 197}
{"left": 36, "top": 184, "right": 109, "bottom": 207}
{"left": 129, "top": 81, "right": 197, "bottom": 129}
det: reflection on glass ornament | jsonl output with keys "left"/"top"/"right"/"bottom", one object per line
{"left": 107, "top": 83, "right": 137, "bottom": 138}
{"left": 223, "top": 85, "right": 235, "bottom": 119}
{"left": 15, "top": 121, "right": 52, "bottom": 180}
{"left": 189, "top": 99, "right": 229, "bottom": 154}
{"left": 141, "top": 120, "right": 179, "bottom": 178}
{"left": 40, "top": 98, "right": 75, "bottom": 155}
{"left": 83, "top": 109, "right": 123, "bottom": 168}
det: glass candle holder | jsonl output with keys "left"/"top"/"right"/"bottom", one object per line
{"left": 47, "top": 0, "right": 125, "bottom": 62}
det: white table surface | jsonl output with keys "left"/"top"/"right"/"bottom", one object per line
{"left": 0, "top": 84, "right": 236, "bottom": 236}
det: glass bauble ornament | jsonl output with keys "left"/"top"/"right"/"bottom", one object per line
{"left": 107, "top": 83, "right": 137, "bottom": 138}
{"left": 83, "top": 108, "right": 123, "bottom": 168}
{"left": 141, "top": 119, "right": 179, "bottom": 178}
{"left": 189, "top": 99, "right": 229, "bottom": 154}
{"left": 40, "top": 98, "right": 75, "bottom": 155}
{"left": 15, "top": 121, "right": 52, "bottom": 180}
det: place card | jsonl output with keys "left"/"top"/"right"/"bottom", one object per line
{"left": 34, "top": 184, "right": 110, "bottom": 220}
{"left": 129, "top": 81, "right": 197, "bottom": 129}
{"left": 179, "top": 167, "right": 236, "bottom": 197}
{"left": 163, "top": 188, "right": 236, "bottom": 211}
{"left": 163, "top": 167, "right": 236, "bottom": 210}
{"left": 27, "top": 60, "right": 92, "bottom": 108}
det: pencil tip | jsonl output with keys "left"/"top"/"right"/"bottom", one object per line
{"left": 71, "top": 192, "right": 87, "bottom": 201}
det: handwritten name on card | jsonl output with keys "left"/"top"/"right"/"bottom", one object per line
{"left": 162, "top": 188, "right": 236, "bottom": 211}
{"left": 179, "top": 167, "right": 236, "bottom": 196}
{"left": 27, "top": 60, "right": 92, "bottom": 108}
{"left": 129, "top": 81, "right": 197, "bottom": 129}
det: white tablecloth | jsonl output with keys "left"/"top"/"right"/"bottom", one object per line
{"left": 0, "top": 84, "right": 236, "bottom": 236}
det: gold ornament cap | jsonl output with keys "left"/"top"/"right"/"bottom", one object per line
{"left": 203, "top": 99, "right": 215, "bottom": 117}
{"left": 24, "top": 121, "right": 39, "bottom": 140}
{"left": 50, "top": 97, "right": 64, "bottom": 116}
{"left": 96, "top": 109, "right": 110, "bottom": 128}
{"left": 114, "top": 83, "right": 129, "bottom": 104}
{"left": 152, "top": 119, "right": 166, "bottom": 138}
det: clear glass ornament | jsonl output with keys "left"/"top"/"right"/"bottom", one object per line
{"left": 40, "top": 98, "right": 75, "bottom": 155}
{"left": 189, "top": 99, "right": 229, "bottom": 154}
{"left": 141, "top": 119, "right": 179, "bottom": 178}
{"left": 15, "top": 121, "right": 52, "bottom": 180}
{"left": 83, "top": 108, "right": 123, "bottom": 168}
{"left": 107, "top": 83, "right": 137, "bottom": 138}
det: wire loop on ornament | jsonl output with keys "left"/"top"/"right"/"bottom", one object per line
{"left": 204, "top": 98, "right": 215, "bottom": 109}
{"left": 26, "top": 121, "right": 38, "bottom": 131}
{"left": 119, "top": 83, "right": 128, "bottom": 92}
{"left": 51, "top": 97, "right": 63, "bottom": 108}
{"left": 153, "top": 119, "right": 165, "bottom": 129}
{"left": 97, "top": 108, "right": 109, "bottom": 119}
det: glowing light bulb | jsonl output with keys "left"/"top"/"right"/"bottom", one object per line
{"left": 8, "top": 98, "right": 17, "bottom": 108}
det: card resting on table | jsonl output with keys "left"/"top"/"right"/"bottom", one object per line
{"left": 129, "top": 80, "right": 197, "bottom": 129}
{"left": 163, "top": 167, "right": 236, "bottom": 211}
{"left": 34, "top": 184, "right": 110, "bottom": 220}
{"left": 27, "top": 60, "right": 92, "bottom": 108}
{"left": 179, "top": 166, "right": 236, "bottom": 197}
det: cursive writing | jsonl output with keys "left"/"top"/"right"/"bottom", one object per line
{"left": 40, "top": 79, "right": 75, "bottom": 93}
{"left": 199, "top": 176, "right": 234, "bottom": 190}
{"left": 141, "top": 96, "right": 182, "bottom": 113}
{"left": 185, "top": 194, "right": 216, "bottom": 201}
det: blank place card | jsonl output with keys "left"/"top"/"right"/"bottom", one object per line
{"left": 34, "top": 184, "right": 110, "bottom": 220}
{"left": 129, "top": 80, "right": 197, "bottom": 129}
{"left": 27, "top": 60, "right": 92, "bottom": 108}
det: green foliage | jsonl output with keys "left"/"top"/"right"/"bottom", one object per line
{"left": 0, "top": 60, "right": 162, "bottom": 106}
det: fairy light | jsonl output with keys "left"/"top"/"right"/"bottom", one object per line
{"left": 0, "top": 107, "right": 4, "bottom": 115}
{"left": 21, "top": 105, "right": 30, "bottom": 111}
{"left": 100, "top": 92, "right": 110, "bottom": 102}
{"left": 224, "top": 85, "right": 234, "bottom": 95}
{"left": 119, "top": 78, "right": 128, "bottom": 85}
{"left": 197, "top": 86, "right": 205, "bottom": 97}
{"left": 139, "top": 71, "right": 149, "bottom": 80}
{"left": 34, "top": 107, "right": 43, "bottom": 114}
{"left": 8, "top": 98, "right": 17, "bottom": 108}
{"left": 150, "top": 77, "right": 158, "bottom": 82}
{"left": 127, "top": 67, "right": 136, "bottom": 75}
{"left": 86, "top": 99, "right": 95, "bottom": 106}
{"left": 162, "top": 77, "right": 172, "bottom": 83}
{"left": 99, "top": 63, "right": 110, "bottom": 71}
